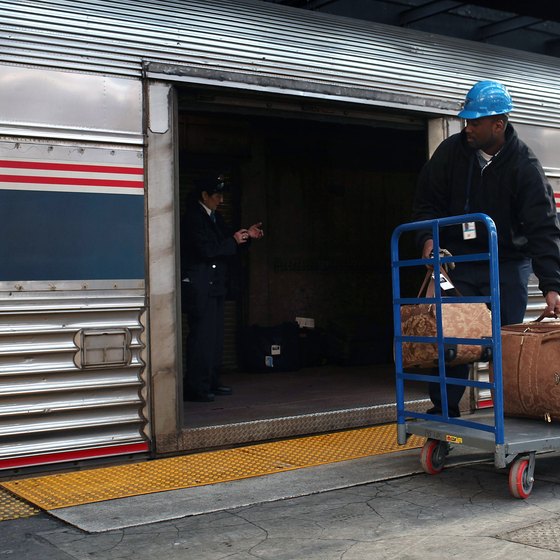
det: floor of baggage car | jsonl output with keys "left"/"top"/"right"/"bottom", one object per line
{"left": 183, "top": 363, "right": 427, "bottom": 428}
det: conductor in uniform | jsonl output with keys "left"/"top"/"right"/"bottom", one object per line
{"left": 181, "top": 173, "right": 264, "bottom": 402}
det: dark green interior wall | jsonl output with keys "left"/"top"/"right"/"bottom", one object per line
{"left": 179, "top": 112, "right": 426, "bottom": 361}
{"left": 244, "top": 119, "right": 425, "bottom": 326}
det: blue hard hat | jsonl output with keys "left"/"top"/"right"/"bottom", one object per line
{"left": 457, "top": 80, "right": 513, "bottom": 119}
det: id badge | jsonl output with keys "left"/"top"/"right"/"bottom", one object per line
{"left": 462, "top": 221, "right": 477, "bottom": 240}
{"left": 432, "top": 272, "right": 454, "bottom": 291}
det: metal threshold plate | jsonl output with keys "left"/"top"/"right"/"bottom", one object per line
{"left": 1, "top": 424, "right": 423, "bottom": 511}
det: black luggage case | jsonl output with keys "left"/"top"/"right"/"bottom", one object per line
{"left": 240, "top": 321, "right": 301, "bottom": 372}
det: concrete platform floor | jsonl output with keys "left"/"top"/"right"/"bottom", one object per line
{"left": 4, "top": 440, "right": 560, "bottom": 559}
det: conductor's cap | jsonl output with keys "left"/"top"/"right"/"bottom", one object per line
{"left": 195, "top": 173, "right": 228, "bottom": 196}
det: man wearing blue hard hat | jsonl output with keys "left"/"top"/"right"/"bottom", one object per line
{"left": 412, "top": 80, "right": 560, "bottom": 417}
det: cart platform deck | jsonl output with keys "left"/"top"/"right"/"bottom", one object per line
{"left": 407, "top": 414, "right": 560, "bottom": 457}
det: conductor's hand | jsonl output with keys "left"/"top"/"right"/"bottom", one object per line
{"left": 422, "top": 239, "right": 434, "bottom": 269}
{"left": 247, "top": 222, "right": 264, "bottom": 240}
{"left": 545, "top": 290, "right": 560, "bottom": 318}
{"left": 234, "top": 229, "right": 249, "bottom": 244}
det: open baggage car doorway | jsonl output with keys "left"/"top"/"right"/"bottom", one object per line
{"left": 177, "top": 87, "right": 429, "bottom": 447}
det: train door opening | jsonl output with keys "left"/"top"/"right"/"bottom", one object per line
{"left": 176, "top": 87, "right": 429, "bottom": 445}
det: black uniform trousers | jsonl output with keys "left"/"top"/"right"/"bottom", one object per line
{"left": 183, "top": 287, "right": 225, "bottom": 397}
{"left": 429, "top": 258, "right": 531, "bottom": 415}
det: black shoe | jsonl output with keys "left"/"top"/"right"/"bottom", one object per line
{"left": 212, "top": 385, "right": 232, "bottom": 396}
{"left": 184, "top": 391, "right": 215, "bottom": 402}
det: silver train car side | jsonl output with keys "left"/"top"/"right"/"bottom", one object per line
{"left": 0, "top": 0, "right": 559, "bottom": 469}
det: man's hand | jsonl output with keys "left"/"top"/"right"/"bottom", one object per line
{"left": 421, "top": 240, "right": 454, "bottom": 271}
{"left": 422, "top": 239, "right": 434, "bottom": 260}
{"left": 545, "top": 290, "right": 560, "bottom": 317}
{"left": 247, "top": 222, "right": 264, "bottom": 240}
{"left": 233, "top": 229, "right": 249, "bottom": 244}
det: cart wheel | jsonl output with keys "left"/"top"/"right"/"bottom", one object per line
{"left": 509, "top": 457, "right": 534, "bottom": 499}
{"left": 420, "top": 439, "right": 448, "bottom": 475}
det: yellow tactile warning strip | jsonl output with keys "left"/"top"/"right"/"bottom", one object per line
{"left": 0, "top": 486, "right": 40, "bottom": 521}
{"left": 1, "top": 424, "right": 424, "bottom": 511}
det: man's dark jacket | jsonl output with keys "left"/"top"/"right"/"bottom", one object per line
{"left": 180, "top": 201, "right": 238, "bottom": 310}
{"left": 412, "top": 124, "right": 560, "bottom": 295}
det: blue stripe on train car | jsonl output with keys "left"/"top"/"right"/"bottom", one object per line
{"left": 0, "top": 190, "right": 144, "bottom": 280}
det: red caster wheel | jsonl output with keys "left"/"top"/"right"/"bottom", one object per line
{"left": 509, "top": 456, "right": 534, "bottom": 499}
{"left": 420, "top": 438, "right": 448, "bottom": 475}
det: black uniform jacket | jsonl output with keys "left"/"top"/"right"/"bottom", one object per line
{"left": 181, "top": 201, "right": 238, "bottom": 308}
{"left": 412, "top": 124, "right": 560, "bottom": 295}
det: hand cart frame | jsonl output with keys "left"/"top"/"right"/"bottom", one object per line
{"left": 392, "top": 213, "right": 560, "bottom": 498}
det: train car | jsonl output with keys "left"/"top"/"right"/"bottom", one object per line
{"left": 1, "top": 0, "right": 559, "bottom": 469}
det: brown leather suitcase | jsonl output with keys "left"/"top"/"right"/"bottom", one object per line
{"left": 498, "top": 317, "right": 560, "bottom": 422}
{"left": 401, "top": 269, "right": 492, "bottom": 369}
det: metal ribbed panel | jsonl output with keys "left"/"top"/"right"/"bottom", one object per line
{"left": 1, "top": 0, "right": 560, "bottom": 126}
{"left": 525, "top": 279, "right": 546, "bottom": 322}
{"left": 0, "top": 289, "right": 148, "bottom": 464}
{"left": 0, "top": 428, "right": 144, "bottom": 458}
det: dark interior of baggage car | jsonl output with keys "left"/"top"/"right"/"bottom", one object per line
{"left": 177, "top": 96, "right": 430, "bottom": 429}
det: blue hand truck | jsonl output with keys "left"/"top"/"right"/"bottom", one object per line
{"left": 391, "top": 213, "right": 560, "bottom": 498}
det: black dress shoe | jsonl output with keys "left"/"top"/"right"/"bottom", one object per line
{"left": 184, "top": 391, "right": 215, "bottom": 402}
{"left": 212, "top": 385, "right": 232, "bottom": 396}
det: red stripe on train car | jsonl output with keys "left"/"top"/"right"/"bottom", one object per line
{"left": 0, "top": 442, "right": 149, "bottom": 470}
{"left": 476, "top": 398, "right": 494, "bottom": 409}
{"left": 0, "top": 160, "right": 143, "bottom": 175}
{"left": 0, "top": 174, "right": 143, "bottom": 189}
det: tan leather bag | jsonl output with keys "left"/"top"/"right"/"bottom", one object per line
{"left": 497, "top": 315, "right": 560, "bottom": 422}
{"left": 401, "top": 270, "right": 492, "bottom": 368}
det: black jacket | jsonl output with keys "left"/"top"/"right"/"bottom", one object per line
{"left": 412, "top": 124, "right": 560, "bottom": 294}
{"left": 180, "top": 201, "right": 238, "bottom": 300}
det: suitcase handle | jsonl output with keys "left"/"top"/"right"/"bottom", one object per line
{"left": 535, "top": 309, "right": 559, "bottom": 322}
{"left": 417, "top": 268, "right": 462, "bottom": 298}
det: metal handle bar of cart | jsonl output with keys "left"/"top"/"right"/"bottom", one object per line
{"left": 391, "top": 213, "right": 505, "bottom": 447}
